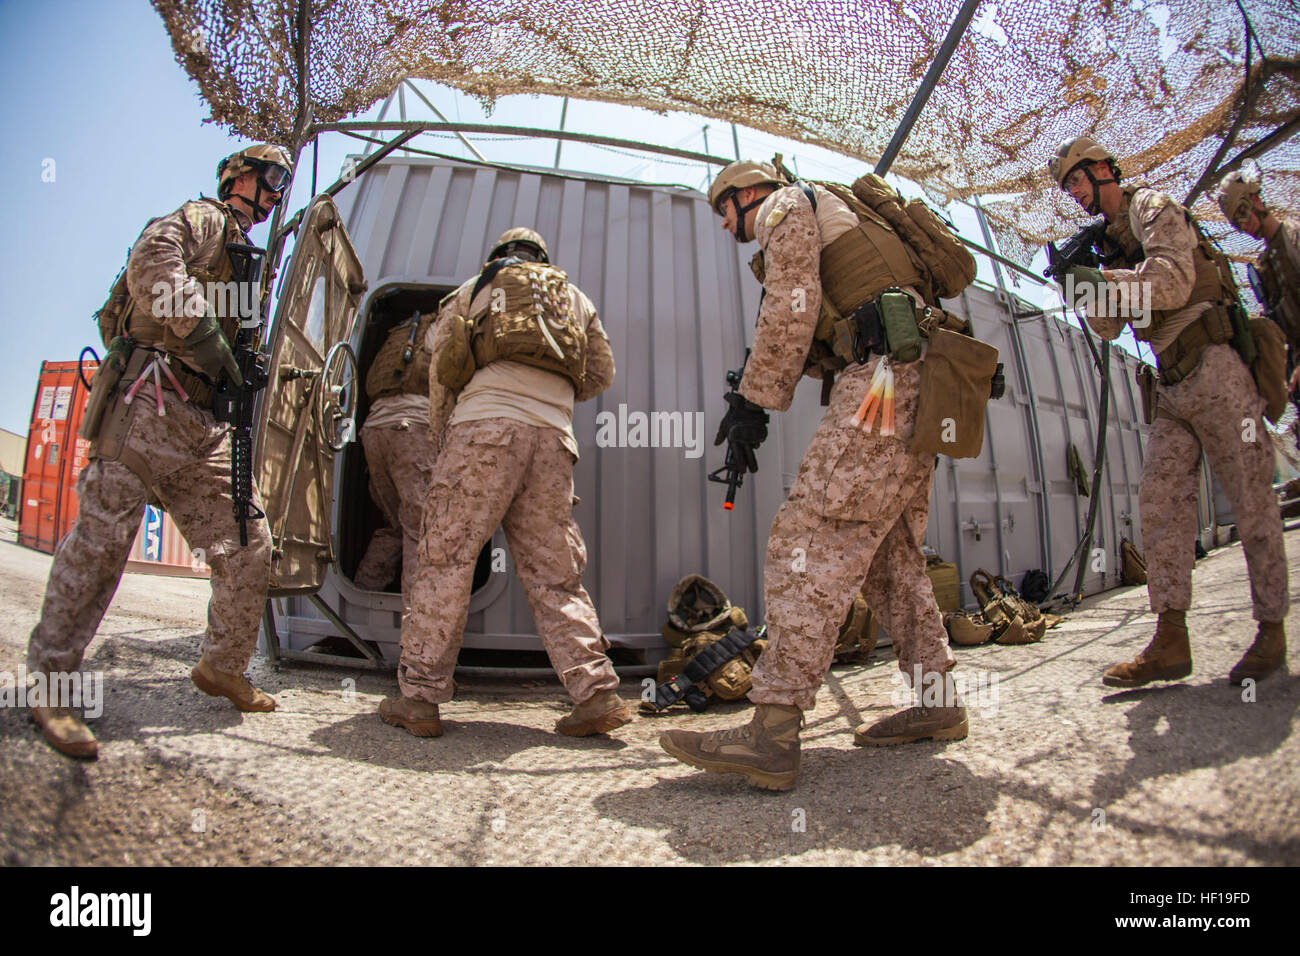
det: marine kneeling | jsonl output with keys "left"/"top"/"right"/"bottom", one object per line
{"left": 378, "top": 228, "right": 631, "bottom": 739}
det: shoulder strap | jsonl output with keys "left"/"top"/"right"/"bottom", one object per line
{"left": 471, "top": 256, "right": 522, "bottom": 301}
{"left": 795, "top": 180, "right": 817, "bottom": 212}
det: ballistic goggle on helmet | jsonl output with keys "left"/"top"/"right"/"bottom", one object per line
{"left": 487, "top": 227, "right": 549, "bottom": 263}
{"left": 217, "top": 144, "right": 294, "bottom": 202}
{"left": 1216, "top": 170, "right": 1262, "bottom": 228}
{"left": 708, "top": 160, "right": 784, "bottom": 242}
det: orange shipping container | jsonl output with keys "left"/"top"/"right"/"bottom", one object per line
{"left": 18, "top": 360, "right": 210, "bottom": 578}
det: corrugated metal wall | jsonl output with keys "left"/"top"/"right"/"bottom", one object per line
{"left": 272, "top": 156, "right": 1185, "bottom": 660}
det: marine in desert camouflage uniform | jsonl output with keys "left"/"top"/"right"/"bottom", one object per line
{"left": 1217, "top": 170, "right": 1300, "bottom": 389}
{"left": 660, "top": 161, "right": 963, "bottom": 792}
{"left": 1049, "top": 137, "right": 1288, "bottom": 688}
{"left": 378, "top": 227, "right": 631, "bottom": 739}
{"left": 27, "top": 145, "right": 294, "bottom": 760}
{"left": 354, "top": 311, "right": 438, "bottom": 607}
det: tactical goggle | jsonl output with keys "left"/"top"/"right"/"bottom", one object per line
{"left": 253, "top": 161, "right": 293, "bottom": 193}
{"left": 496, "top": 241, "right": 546, "bottom": 262}
{"left": 713, "top": 187, "right": 738, "bottom": 215}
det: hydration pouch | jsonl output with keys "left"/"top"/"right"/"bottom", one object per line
{"left": 879, "top": 289, "right": 923, "bottom": 363}
{"left": 1136, "top": 365, "right": 1157, "bottom": 425}
{"left": 79, "top": 336, "right": 132, "bottom": 442}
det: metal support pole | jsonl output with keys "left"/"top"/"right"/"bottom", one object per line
{"left": 875, "top": 0, "right": 983, "bottom": 176}
{"left": 554, "top": 97, "right": 569, "bottom": 168}
{"left": 402, "top": 80, "right": 488, "bottom": 161}
{"left": 307, "top": 593, "right": 385, "bottom": 665}
{"left": 731, "top": 123, "right": 741, "bottom": 160}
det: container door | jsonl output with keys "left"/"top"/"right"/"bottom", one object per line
{"left": 254, "top": 195, "right": 366, "bottom": 595}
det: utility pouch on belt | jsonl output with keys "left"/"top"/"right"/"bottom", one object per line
{"left": 435, "top": 314, "right": 477, "bottom": 392}
{"left": 910, "top": 328, "right": 998, "bottom": 459}
{"left": 878, "top": 288, "right": 922, "bottom": 362}
{"left": 1136, "top": 365, "right": 1157, "bottom": 425}
{"left": 1248, "top": 317, "right": 1288, "bottom": 424}
{"left": 79, "top": 336, "right": 132, "bottom": 442}
{"left": 1229, "top": 303, "right": 1257, "bottom": 369}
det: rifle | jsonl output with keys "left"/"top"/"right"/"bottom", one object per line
{"left": 1042, "top": 219, "right": 1113, "bottom": 284}
{"left": 212, "top": 242, "right": 270, "bottom": 546}
{"left": 707, "top": 353, "right": 753, "bottom": 511}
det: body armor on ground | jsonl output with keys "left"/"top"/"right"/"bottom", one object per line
{"left": 1105, "top": 186, "right": 1238, "bottom": 384}
{"left": 468, "top": 260, "right": 587, "bottom": 388}
{"left": 366, "top": 312, "right": 435, "bottom": 401}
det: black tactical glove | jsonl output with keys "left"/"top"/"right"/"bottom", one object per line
{"left": 184, "top": 313, "right": 243, "bottom": 386}
{"left": 714, "top": 391, "right": 769, "bottom": 473}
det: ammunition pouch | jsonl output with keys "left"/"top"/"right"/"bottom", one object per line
{"left": 1155, "top": 305, "right": 1234, "bottom": 386}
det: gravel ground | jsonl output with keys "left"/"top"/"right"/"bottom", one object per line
{"left": 2, "top": 516, "right": 1298, "bottom": 866}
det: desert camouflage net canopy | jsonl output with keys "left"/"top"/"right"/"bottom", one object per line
{"left": 154, "top": 0, "right": 1299, "bottom": 264}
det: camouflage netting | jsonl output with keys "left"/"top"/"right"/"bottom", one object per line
{"left": 153, "top": 0, "right": 1299, "bottom": 264}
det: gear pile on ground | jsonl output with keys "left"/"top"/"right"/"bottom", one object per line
{"left": 944, "top": 569, "right": 1064, "bottom": 647}
{"left": 152, "top": 0, "right": 1298, "bottom": 264}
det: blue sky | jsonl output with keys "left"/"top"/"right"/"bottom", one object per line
{"left": 0, "top": 0, "right": 1098, "bottom": 438}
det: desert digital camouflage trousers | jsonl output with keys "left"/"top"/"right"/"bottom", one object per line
{"left": 398, "top": 418, "right": 619, "bottom": 705}
{"left": 1141, "top": 344, "right": 1289, "bottom": 622}
{"left": 28, "top": 383, "right": 271, "bottom": 676}
{"left": 354, "top": 422, "right": 435, "bottom": 603}
{"left": 750, "top": 358, "right": 956, "bottom": 712}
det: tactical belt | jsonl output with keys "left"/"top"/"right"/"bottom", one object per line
{"left": 1155, "top": 304, "right": 1234, "bottom": 386}
{"left": 122, "top": 346, "right": 215, "bottom": 408}
{"left": 648, "top": 625, "right": 765, "bottom": 712}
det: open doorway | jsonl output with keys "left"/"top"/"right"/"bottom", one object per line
{"left": 337, "top": 283, "right": 495, "bottom": 595}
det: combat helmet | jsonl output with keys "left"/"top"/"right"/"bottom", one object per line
{"left": 488, "top": 227, "right": 549, "bottom": 263}
{"left": 709, "top": 160, "right": 784, "bottom": 243}
{"left": 666, "top": 575, "right": 739, "bottom": 635}
{"left": 1216, "top": 169, "right": 1262, "bottom": 228}
{"left": 217, "top": 143, "right": 294, "bottom": 201}
{"left": 1049, "top": 136, "right": 1119, "bottom": 215}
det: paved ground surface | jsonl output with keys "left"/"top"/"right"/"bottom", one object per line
{"left": 2, "top": 515, "right": 1298, "bottom": 866}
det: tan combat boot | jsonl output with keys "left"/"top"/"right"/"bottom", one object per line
{"left": 191, "top": 657, "right": 276, "bottom": 712}
{"left": 1229, "top": 621, "right": 1287, "bottom": 685}
{"left": 30, "top": 706, "right": 99, "bottom": 760}
{"left": 378, "top": 696, "right": 443, "bottom": 737}
{"left": 555, "top": 689, "right": 632, "bottom": 736}
{"left": 1102, "top": 611, "right": 1192, "bottom": 688}
{"left": 659, "top": 703, "right": 802, "bottom": 791}
{"left": 854, "top": 673, "right": 968, "bottom": 746}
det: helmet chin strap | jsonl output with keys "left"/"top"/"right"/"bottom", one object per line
{"left": 1079, "top": 165, "right": 1116, "bottom": 216}
{"left": 729, "top": 192, "right": 767, "bottom": 243}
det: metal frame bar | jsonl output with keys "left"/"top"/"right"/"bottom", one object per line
{"left": 307, "top": 593, "right": 385, "bottom": 665}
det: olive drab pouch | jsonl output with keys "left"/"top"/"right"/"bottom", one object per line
{"left": 435, "top": 313, "right": 477, "bottom": 392}
{"left": 79, "top": 336, "right": 133, "bottom": 442}
{"left": 1248, "top": 317, "right": 1288, "bottom": 424}
{"left": 910, "top": 328, "right": 999, "bottom": 459}
{"left": 879, "top": 289, "right": 922, "bottom": 363}
{"left": 1136, "top": 365, "right": 1157, "bottom": 425}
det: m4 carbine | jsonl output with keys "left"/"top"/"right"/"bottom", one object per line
{"left": 1042, "top": 219, "right": 1114, "bottom": 284}
{"left": 212, "top": 242, "right": 270, "bottom": 546}
{"left": 712, "top": 361, "right": 754, "bottom": 512}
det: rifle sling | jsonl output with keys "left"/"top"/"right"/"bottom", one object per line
{"left": 652, "top": 626, "right": 765, "bottom": 711}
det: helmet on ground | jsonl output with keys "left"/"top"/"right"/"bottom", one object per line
{"left": 1216, "top": 170, "right": 1262, "bottom": 227}
{"left": 488, "top": 227, "right": 549, "bottom": 263}
{"left": 666, "top": 575, "right": 735, "bottom": 634}
{"left": 1048, "top": 136, "right": 1116, "bottom": 189}
{"left": 708, "top": 160, "right": 783, "bottom": 214}
{"left": 217, "top": 144, "right": 294, "bottom": 201}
